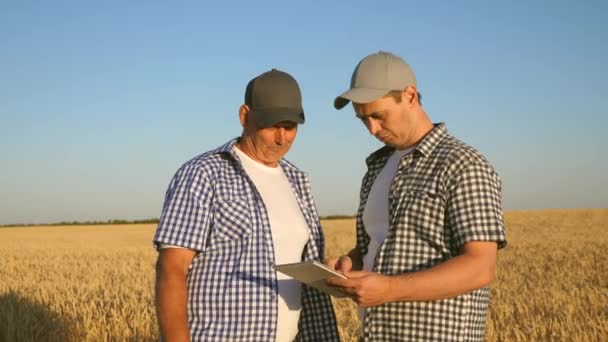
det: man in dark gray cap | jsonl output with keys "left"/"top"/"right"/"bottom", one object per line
{"left": 326, "top": 51, "right": 507, "bottom": 341}
{"left": 154, "top": 69, "right": 339, "bottom": 341}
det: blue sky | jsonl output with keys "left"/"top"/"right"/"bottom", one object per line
{"left": 1, "top": 1, "right": 606, "bottom": 224}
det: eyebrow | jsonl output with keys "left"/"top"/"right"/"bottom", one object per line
{"left": 356, "top": 111, "right": 385, "bottom": 119}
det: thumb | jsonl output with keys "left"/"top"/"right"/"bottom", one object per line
{"left": 338, "top": 256, "right": 353, "bottom": 272}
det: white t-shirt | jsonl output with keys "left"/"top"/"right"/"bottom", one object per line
{"left": 234, "top": 146, "right": 310, "bottom": 342}
{"left": 359, "top": 147, "right": 413, "bottom": 323}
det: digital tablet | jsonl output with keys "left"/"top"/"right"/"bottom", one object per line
{"left": 274, "top": 261, "right": 348, "bottom": 298}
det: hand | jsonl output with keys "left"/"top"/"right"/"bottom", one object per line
{"left": 326, "top": 270, "right": 394, "bottom": 307}
{"left": 326, "top": 255, "right": 353, "bottom": 273}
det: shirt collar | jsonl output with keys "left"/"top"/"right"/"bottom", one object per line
{"left": 415, "top": 122, "right": 447, "bottom": 157}
{"left": 365, "top": 123, "right": 448, "bottom": 166}
{"left": 213, "top": 138, "right": 240, "bottom": 160}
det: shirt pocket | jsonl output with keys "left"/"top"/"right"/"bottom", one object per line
{"left": 398, "top": 187, "right": 442, "bottom": 211}
{"left": 398, "top": 187, "right": 445, "bottom": 246}
{"left": 212, "top": 198, "right": 253, "bottom": 244}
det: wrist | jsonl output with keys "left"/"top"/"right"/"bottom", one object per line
{"left": 385, "top": 274, "right": 409, "bottom": 303}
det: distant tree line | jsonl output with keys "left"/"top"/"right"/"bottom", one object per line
{"left": 0, "top": 215, "right": 356, "bottom": 228}
{"left": 320, "top": 215, "right": 356, "bottom": 220}
{"left": 0, "top": 218, "right": 160, "bottom": 228}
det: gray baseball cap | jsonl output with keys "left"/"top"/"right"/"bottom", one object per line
{"left": 245, "top": 69, "right": 305, "bottom": 128}
{"left": 334, "top": 51, "right": 417, "bottom": 109}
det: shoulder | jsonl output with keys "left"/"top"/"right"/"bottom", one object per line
{"left": 170, "top": 139, "right": 239, "bottom": 184}
{"left": 418, "top": 123, "right": 493, "bottom": 171}
{"left": 438, "top": 134, "right": 492, "bottom": 166}
{"left": 433, "top": 134, "right": 501, "bottom": 186}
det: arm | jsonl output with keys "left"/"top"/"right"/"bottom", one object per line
{"left": 327, "top": 241, "right": 497, "bottom": 307}
{"left": 155, "top": 248, "right": 197, "bottom": 342}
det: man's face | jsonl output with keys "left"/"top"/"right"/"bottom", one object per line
{"left": 353, "top": 92, "right": 415, "bottom": 149}
{"left": 242, "top": 120, "right": 298, "bottom": 166}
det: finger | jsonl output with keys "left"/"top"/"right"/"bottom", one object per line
{"left": 338, "top": 256, "right": 352, "bottom": 271}
{"left": 346, "top": 291, "right": 362, "bottom": 304}
{"left": 340, "top": 285, "right": 359, "bottom": 296}
{"left": 343, "top": 270, "right": 369, "bottom": 279}
{"left": 326, "top": 276, "right": 347, "bottom": 287}
{"left": 335, "top": 283, "right": 364, "bottom": 302}
{"left": 325, "top": 258, "right": 339, "bottom": 270}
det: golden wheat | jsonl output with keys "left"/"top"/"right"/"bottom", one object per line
{"left": 1, "top": 210, "right": 607, "bottom": 341}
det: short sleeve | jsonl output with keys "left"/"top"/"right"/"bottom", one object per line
{"left": 446, "top": 161, "right": 507, "bottom": 249}
{"left": 153, "top": 164, "right": 213, "bottom": 252}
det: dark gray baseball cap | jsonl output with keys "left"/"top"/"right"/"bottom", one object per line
{"left": 334, "top": 51, "right": 417, "bottom": 109}
{"left": 245, "top": 69, "right": 305, "bottom": 128}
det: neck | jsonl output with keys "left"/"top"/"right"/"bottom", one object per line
{"left": 395, "top": 111, "right": 434, "bottom": 150}
{"left": 235, "top": 138, "right": 278, "bottom": 167}
{"left": 413, "top": 115, "right": 434, "bottom": 144}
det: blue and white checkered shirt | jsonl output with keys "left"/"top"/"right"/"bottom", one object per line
{"left": 154, "top": 139, "right": 339, "bottom": 341}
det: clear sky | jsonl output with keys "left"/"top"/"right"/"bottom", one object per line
{"left": 1, "top": 0, "right": 607, "bottom": 224}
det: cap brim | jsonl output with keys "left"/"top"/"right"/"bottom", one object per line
{"left": 333, "top": 88, "right": 390, "bottom": 110}
{"left": 250, "top": 107, "right": 305, "bottom": 128}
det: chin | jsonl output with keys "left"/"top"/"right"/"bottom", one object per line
{"left": 264, "top": 155, "right": 283, "bottom": 164}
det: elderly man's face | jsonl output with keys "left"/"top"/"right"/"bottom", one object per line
{"left": 241, "top": 119, "right": 298, "bottom": 167}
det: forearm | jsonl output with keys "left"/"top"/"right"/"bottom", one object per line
{"left": 155, "top": 269, "right": 190, "bottom": 341}
{"left": 389, "top": 248, "right": 496, "bottom": 302}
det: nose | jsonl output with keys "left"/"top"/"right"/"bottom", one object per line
{"left": 275, "top": 127, "right": 286, "bottom": 145}
{"left": 366, "top": 119, "right": 380, "bottom": 136}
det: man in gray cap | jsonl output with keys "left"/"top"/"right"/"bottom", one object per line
{"left": 154, "top": 69, "right": 339, "bottom": 341}
{"left": 326, "top": 51, "right": 507, "bottom": 341}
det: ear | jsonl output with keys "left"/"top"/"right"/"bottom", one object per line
{"left": 404, "top": 86, "right": 418, "bottom": 107}
{"left": 239, "top": 104, "right": 250, "bottom": 127}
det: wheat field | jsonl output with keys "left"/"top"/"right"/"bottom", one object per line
{"left": 1, "top": 209, "right": 607, "bottom": 341}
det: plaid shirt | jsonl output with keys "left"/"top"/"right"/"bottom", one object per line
{"left": 357, "top": 123, "right": 506, "bottom": 341}
{"left": 154, "top": 139, "right": 339, "bottom": 342}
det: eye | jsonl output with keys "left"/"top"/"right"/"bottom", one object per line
{"left": 273, "top": 122, "right": 298, "bottom": 130}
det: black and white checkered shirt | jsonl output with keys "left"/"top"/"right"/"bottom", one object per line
{"left": 356, "top": 123, "right": 506, "bottom": 341}
{"left": 154, "top": 139, "right": 339, "bottom": 341}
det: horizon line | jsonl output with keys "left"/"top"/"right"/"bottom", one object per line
{"left": 2, "top": 208, "right": 607, "bottom": 228}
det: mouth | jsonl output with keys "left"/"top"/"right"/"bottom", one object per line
{"left": 269, "top": 147, "right": 288, "bottom": 154}
{"left": 376, "top": 135, "right": 390, "bottom": 143}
